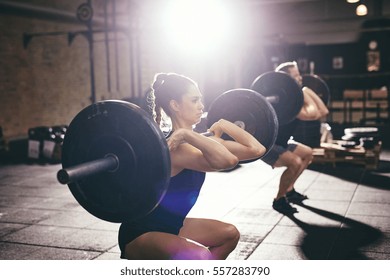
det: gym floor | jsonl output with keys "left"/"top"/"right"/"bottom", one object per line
{"left": 0, "top": 150, "right": 389, "bottom": 260}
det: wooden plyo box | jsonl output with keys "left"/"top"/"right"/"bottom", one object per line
{"left": 312, "top": 141, "right": 382, "bottom": 170}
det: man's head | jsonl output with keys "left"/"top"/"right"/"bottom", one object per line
{"left": 275, "top": 61, "right": 302, "bottom": 86}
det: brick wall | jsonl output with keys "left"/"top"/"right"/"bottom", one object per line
{"left": 0, "top": 0, "right": 153, "bottom": 141}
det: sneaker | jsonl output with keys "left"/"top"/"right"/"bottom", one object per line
{"left": 286, "top": 188, "right": 308, "bottom": 203}
{"left": 272, "top": 197, "right": 298, "bottom": 214}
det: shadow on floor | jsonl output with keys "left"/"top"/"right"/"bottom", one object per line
{"left": 374, "top": 160, "right": 390, "bottom": 173}
{"left": 309, "top": 161, "right": 390, "bottom": 191}
{"left": 285, "top": 202, "right": 383, "bottom": 260}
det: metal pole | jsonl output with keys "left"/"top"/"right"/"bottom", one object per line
{"left": 104, "top": 0, "right": 111, "bottom": 93}
{"left": 113, "top": 0, "right": 120, "bottom": 92}
{"left": 128, "top": 2, "right": 135, "bottom": 97}
{"left": 87, "top": 0, "right": 96, "bottom": 103}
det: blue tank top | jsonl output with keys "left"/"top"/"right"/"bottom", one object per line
{"left": 122, "top": 168, "right": 206, "bottom": 232}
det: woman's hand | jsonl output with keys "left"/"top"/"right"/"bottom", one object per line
{"left": 167, "top": 127, "right": 239, "bottom": 175}
{"left": 208, "top": 119, "right": 266, "bottom": 161}
{"left": 208, "top": 120, "right": 225, "bottom": 138}
{"left": 167, "top": 129, "right": 187, "bottom": 151}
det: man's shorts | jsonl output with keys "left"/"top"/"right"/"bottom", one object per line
{"left": 262, "top": 142, "right": 298, "bottom": 167}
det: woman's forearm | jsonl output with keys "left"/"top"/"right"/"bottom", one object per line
{"left": 214, "top": 119, "right": 266, "bottom": 159}
{"left": 183, "top": 130, "right": 239, "bottom": 170}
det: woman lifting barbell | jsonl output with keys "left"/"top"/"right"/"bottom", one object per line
{"left": 118, "top": 72, "right": 266, "bottom": 260}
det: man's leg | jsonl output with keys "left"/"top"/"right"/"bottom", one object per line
{"left": 284, "top": 142, "right": 313, "bottom": 202}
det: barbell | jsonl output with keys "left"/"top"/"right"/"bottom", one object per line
{"left": 251, "top": 72, "right": 331, "bottom": 124}
{"left": 57, "top": 89, "right": 278, "bottom": 223}
{"left": 56, "top": 71, "right": 330, "bottom": 223}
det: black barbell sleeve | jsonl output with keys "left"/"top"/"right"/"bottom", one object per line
{"left": 57, "top": 154, "right": 119, "bottom": 185}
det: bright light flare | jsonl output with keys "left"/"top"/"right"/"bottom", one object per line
{"left": 162, "top": 0, "right": 234, "bottom": 56}
{"left": 356, "top": 4, "right": 368, "bottom": 16}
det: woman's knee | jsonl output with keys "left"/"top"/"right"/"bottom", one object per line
{"left": 223, "top": 223, "right": 240, "bottom": 247}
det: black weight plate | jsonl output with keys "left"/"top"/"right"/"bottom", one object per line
{"left": 61, "top": 100, "right": 170, "bottom": 223}
{"left": 206, "top": 88, "right": 278, "bottom": 163}
{"left": 302, "top": 74, "right": 330, "bottom": 106}
{"left": 251, "top": 71, "right": 304, "bottom": 125}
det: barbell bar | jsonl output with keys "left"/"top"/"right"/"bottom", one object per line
{"left": 57, "top": 154, "right": 119, "bottom": 185}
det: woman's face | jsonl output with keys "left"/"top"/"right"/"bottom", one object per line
{"left": 176, "top": 84, "right": 204, "bottom": 126}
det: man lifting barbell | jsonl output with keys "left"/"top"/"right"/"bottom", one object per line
{"left": 252, "top": 61, "right": 329, "bottom": 214}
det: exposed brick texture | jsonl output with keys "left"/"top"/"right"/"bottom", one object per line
{"left": 0, "top": 0, "right": 154, "bottom": 141}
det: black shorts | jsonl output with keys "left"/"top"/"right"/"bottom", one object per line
{"left": 118, "top": 223, "right": 181, "bottom": 259}
{"left": 262, "top": 143, "right": 298, "bottom": 167}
